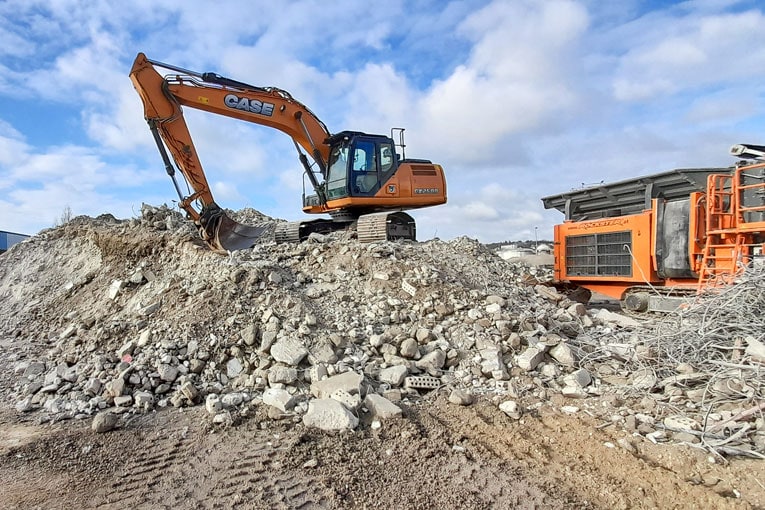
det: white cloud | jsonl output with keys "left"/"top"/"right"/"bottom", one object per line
{"left": 612, "top": 9, "right": 765, "bottom": 101}
{"left": 2, "top": 0, "right": 765, "bottom": 245}
{"left": 412, "top": 0, "right": 589, "bottom": 164}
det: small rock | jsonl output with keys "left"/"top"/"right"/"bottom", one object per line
{"left": 157, "top": 364, "right": 179, "bottom": 382}
{"left": 448, "top": 389, "right": 474, "bottom": 406}
{"left": 92, "top": 413, "right": 118, "bottom": 433}
{"left": 399, "top": 338, "right": 419, "bottom": 359}
{"left": 499, "top": 400, "right": 522, "bottom": 419}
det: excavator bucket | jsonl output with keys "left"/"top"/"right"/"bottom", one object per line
{"left": 197, "top": 203, "right": 270, "bottom": 252}
{"left": 212, "top": 213, "right": 270, "bottom": 252}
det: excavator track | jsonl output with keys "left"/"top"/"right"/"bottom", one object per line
{"left": 274, "top": 222, "right": 302, "bottom": 243}
{"left": 356, "top": 212, "right": 416, "bottom": 243}
{"left": 274, "top": 218, "right": 354, "bottom": 243}
{"left": 273, "top": 213, "right": 416, "bottom": 244}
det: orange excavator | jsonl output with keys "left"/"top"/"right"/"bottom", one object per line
{"left": 129, "top": 53, "right": 447, "bottom": 252}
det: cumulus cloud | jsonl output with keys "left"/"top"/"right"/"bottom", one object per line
{"left": 412, "top": 0, "right": 589, "bottom": 164}
{"left": 612, "top": 9, "right": 765, "bottom": 101}
{"left": 2, "top": 0, "right": 765, "bottom": 244}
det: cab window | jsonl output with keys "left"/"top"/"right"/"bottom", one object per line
{"left": 326, "top": 145, "right": 349, "bottom": 199}
{"left": 380, "top": 143, "right": 394, "bottom": 173}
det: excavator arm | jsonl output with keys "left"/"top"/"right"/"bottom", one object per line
{"left": 129, "top": 52, "right": 332, "bottom": 252}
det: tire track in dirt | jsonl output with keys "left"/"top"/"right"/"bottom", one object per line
{"left": 92, "top": 425, "right": 194, "bottom": 509}
{"left": 197, "top": 430, "right": 331, "bottom": 510}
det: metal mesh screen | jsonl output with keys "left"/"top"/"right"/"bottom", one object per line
{"left": 565, "top": 231, "right": 632, "bottom": 277}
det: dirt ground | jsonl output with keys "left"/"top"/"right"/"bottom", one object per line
{"left": 1, "top": 366, "right": 763, "bottom": 509}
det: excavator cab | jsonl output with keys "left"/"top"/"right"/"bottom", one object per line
{"left": 321, "top": 131, "right": 398, "bottom": 200}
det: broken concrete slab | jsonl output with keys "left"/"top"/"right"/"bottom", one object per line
{"left": 302, "top": 398, "right": 359, "bottom": 431}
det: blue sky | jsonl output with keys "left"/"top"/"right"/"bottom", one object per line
{"left": 1, "top": 0, "right": 765, "bottom": 242}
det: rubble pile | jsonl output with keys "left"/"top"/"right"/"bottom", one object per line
{"left": 0, "top": 205, "right": 762, "bottom": 458}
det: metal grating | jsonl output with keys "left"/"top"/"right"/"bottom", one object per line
{"left": 565, "top": 231, "right": 632, "bottom": 277}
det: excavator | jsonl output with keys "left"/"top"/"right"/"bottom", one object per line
{"left": 129, "top": 53, "right": 447, "bottom": 253}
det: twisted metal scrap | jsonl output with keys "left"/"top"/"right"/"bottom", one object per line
{"left": 636, "top": 266, "right": 765, "bottom": 458}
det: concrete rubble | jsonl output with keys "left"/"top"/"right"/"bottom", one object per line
{"left": 0, "top": 204, "right": 763, "bottom": 457}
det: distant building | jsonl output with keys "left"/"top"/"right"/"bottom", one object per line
{"left": 536, "top": 243, "right": 552, "bottom": 254}
{"left": 0, "top": 230, "right": 29, "bottom": 254}
{"left": 496, "top": 245, "right": 535, "bottom": 260}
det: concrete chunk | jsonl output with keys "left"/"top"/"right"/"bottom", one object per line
{"left": 415, "top": 349, "right": 446, "bottom": 375}
{"left": 302, "top": 398, "right": 359, "bottom": 431}
{"left": 226, "top": 358, "right": 244, "bottom": 378}
{"left": 134, "top": 391, "right": 154, "bottom": 409}
{"left": 549, "top": 343, "right": 577, "bottom": 366}
{"left": 270, "top": 337, "right": 308, "bottom": 365}
{"left": 745, "top": 336, "right": 765, "bottom": 363}
{"left": 364, "top": 393, "right": 402, "bottom": 420}
{"left": 263, "top": 388, "right": 296, "bottom": 412}
{"left": 330, "top": 389, "right": 361, "bottom": 410}
{"left": 310, "top": 370, "right": 363, "bottom": 399}
{"left": 268, "top": 365, "right": 298, "bottom": 385}
{"left": 516, "top": 347, "right": 545, "bottom": 371}
{"left": 104, "top": 378, "right": 125, "bottom": 399}
{"left": 595, "top": 309, "right": 641, "bottom": 328}
{"left": 114, "top": 395, "right": 133, "bottom": 407}
{"left": 378, "top": 365, "right": 408, "bottom": 387}
{"left": 564, "top": 368, "right": 592, "bottom": 388}
{"left": 499, "top": 400, "right": 521, "bottom": 419}
{"left": 107, "top": 280, "right": 124, "bottom": 300}
{"left": 180, "top": 382, "right": 199, "bottom": 403}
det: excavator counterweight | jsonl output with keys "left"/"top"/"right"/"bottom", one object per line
{"left": 129, "top": 53, "right": 447, "bottom": 252}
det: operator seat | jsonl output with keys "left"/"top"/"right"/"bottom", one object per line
{"left": 355, "top": 172, "right": 377, "bottom": 193}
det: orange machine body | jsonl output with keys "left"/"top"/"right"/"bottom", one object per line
{"left": 544, "top": 161, "right": 765, "bottom": 302}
